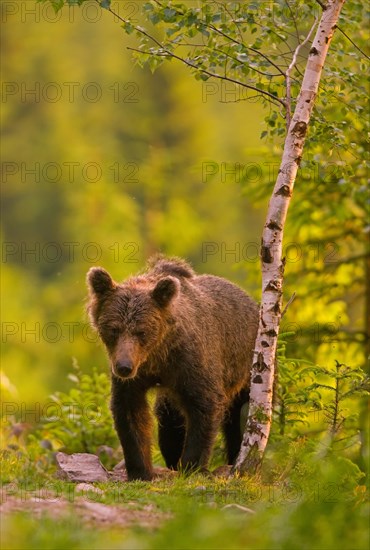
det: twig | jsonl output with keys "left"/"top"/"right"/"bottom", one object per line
{"left": 213, "top": 47, "right": 284, "bottom": 78}
{"left": 313, "top": 0, "right": 370, "bottom": 60}
{"left": 124, "top": 46, "right": 284, "bottom": 108}
{"left": 284, "top": 0, "right": 300, "bottom": 45}
{"left": 105, "top": 5, "right": 285, "bottom": 107}
{"left": 129, "top": 0, "right": 288, "bottom": 79}
{"left": 207, "top": 23, "right": 287, "bottom": 78}
{"left": 281, "top": 292, "right": 297, "bottom": 318}
{"left": 337, "top": 27, "right": 370, "bottom": 61}
{"left": 285, "top": 17, "right": 318, "bottom": 128}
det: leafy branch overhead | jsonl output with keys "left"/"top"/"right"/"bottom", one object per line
{"left": 38, "top": 0, "right": 369, "bottom": 142}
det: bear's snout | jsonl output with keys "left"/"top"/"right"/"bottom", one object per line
{"left": 112, "top": 338, "right": 143, "bottom": 379}
{"left": 115, "top": 360, "right": 134, "bottom": 378}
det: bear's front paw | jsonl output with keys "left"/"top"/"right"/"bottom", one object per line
{"left": 127, "top": 469, "right": 154, "bottom": 482}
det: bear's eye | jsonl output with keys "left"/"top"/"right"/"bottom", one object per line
{"left": 101, "top": 326, "right": 121, "bottom": 343}
{"left": 134, "top": 330, "right": 147, "bottom": 342}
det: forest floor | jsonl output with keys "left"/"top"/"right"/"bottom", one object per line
{"left": 1, "top": 449, "right": 368, "bottom": 550}
{"left": 1, "top": 493, "right": 170, "bottom": 529}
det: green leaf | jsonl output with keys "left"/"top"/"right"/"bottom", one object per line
{"left": 122, "top": 22, "right": 134, "bottom": 34}
{"left": 198, "top": 73, "right": 210, "bottom": 81}
{"left": 44, "top": 0, "right": 64, "bottom": 12}
{"left": 236, "top": 53, "right": 249, "bottom": 63}
{"left": 163, "top": 8, "right": 177, "bottom": 22}
{"left": 143, "top": 2, "right": 154, "bottom": 11}
{"left": 100, "top": 0, "right": 111, "bottom": 9}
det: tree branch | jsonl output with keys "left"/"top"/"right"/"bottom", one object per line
{"left": 106, "top": 1, "right": 286, "bottom": 108}
{"left": 285, "top": 17, "right": 318, "bottom": 128}
{"left": 337, "top": 27, "right": 370, "bottom": 61}
{"left": 206, "top": 22, "right": 287, "bottom": 77}
{"left": 137, "top": 0, "right": 289, "bottom": 79}
{"left": 313, "top": 0, "right": 370, "bottom": 60}
{"left": 214, "top": 47, "right": 284, "bottom": 78}
{"left": 281, "top": 292, "right": 297, "bottom": 318}
{"left": 126, "top": 46, "right": 284, "bottom": 107}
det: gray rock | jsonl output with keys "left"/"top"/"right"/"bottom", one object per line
{"left": 55, "top": 452, "right": 109, "bottom": 482}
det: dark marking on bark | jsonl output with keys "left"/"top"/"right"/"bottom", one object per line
{"left": 272, "top": 301, "right": 281, "bottom": 314}
{"left": 265, "top": 279, "right": 280, "bottom": 292}
{"left": 309, "top": 47, "right": 319, "bottom": 56}
{"left": 295, "top": 156, "right": 302, "bottom": 166}
{"left": 325, "top": 36, "right": 329, "bottom": 43}
{"left": 276, "top": 184, "right": 291, "bottom": 197}
{"left": 247, "top": 422, "right": 262, "bottom": 436}
{"left": 261, "top": 245, "right": 273, "bottom": 264}
{"left": 237, "top": 441, "right": 262, "bottom": 474}
{"left": 265, "top": 329, "right": 277, "bottom": 337}
{"left": 253, "top": 375, "right": 263, "bottom": 384}
{"left": 261, "top": 340, "right": 270, "bottom": 348}
{"left": 291, "top": 121, "right": 307, "bottom": 138}
{"left": 267, "top": 220, "right": 282, "bottom": 231}
{"left": 253, "top": 352, "right": 269, "bottom": 373}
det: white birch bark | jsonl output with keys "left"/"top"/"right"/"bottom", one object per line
{"left": 233, "top": 0, "right": 346, "bottom": 474}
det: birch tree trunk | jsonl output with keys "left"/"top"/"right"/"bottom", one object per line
{"left": 233, "top": 0, "right": 346, "bottom": 475}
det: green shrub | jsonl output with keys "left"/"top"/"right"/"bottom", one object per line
{"left": 37, "top": 360, "right": 120, "bottom": 468}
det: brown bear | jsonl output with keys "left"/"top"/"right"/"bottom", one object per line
{"left": 87, "top": 255, "right": 259, "bottom": 481}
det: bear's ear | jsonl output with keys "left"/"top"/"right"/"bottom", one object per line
{"left": 151, "top": 277, "right": 179, "bottom": 308}
{"left": 87, "top": 267, "right": 116, "bottom": 296}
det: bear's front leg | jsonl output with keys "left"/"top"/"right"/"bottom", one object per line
{"left": 179, "top": 396, "right": 222, "bottom": 474}
{"left": 111, "top": 376, "right": 154, "bottom": 481}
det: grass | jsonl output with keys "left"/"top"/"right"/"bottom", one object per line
{"left": 1, "top": 445, "right": 369, "bottom": 550}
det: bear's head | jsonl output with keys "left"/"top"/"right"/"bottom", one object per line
{"left": 86, "top": 267, "right": 179, "bottom": 380}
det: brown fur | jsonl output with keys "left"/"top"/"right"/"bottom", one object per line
{"left": 87, "top": 255, "right": 259, "bottom": 480}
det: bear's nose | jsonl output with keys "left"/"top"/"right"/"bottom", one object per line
{"left": 115, "top": 361, "right": 133, "bottom": 378}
